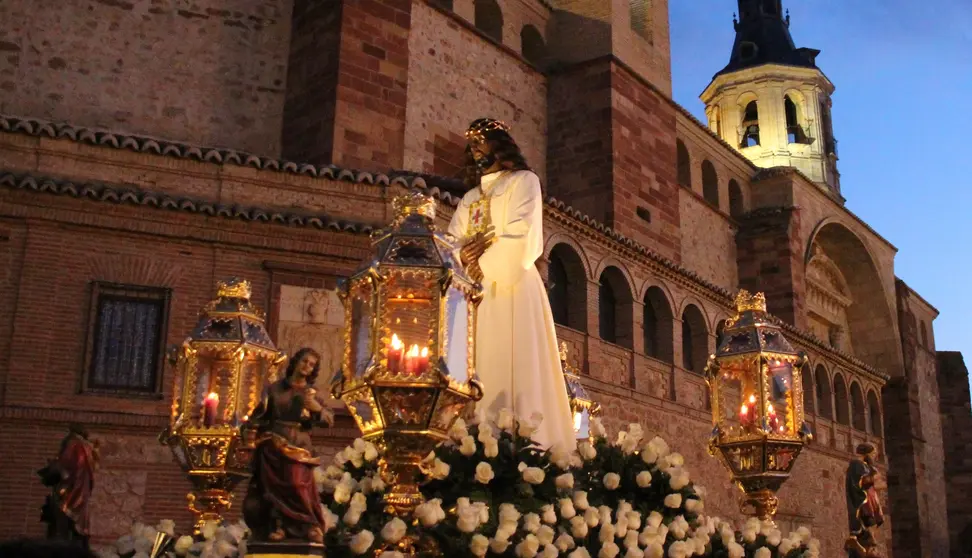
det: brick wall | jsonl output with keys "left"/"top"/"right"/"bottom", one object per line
{"left": 938, "top": 352, "right": 972, "bottom": 557}
{"left": 735, "top": 207, "right": 805, "bottom": 327}
{"left": 0, "top": 0, "right": 292, "bottom": 156}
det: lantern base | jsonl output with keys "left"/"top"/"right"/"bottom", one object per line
{"left": 740, "top": 489, "right": 779, "bottom": 522}
{"left": 245, "top": 541, "right": 326, "bottom": 558}
{"left": 187, "top": 488, "right": 234, "bottom": 534}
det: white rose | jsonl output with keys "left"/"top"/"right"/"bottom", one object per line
{"left": 523, "top": 466, "right": 546, "bottom": 484}
{"left": 156, "top": 519, "right": 175, "bottom": 537}
{"left": 349, "top": 492, "right": 368, "bottom": 512}
{"left": 519, "top": 418, "right": 540, "bottom": 438}
{"left": 556, "top": 472, "right": 575, "bottom": 490}
{"left": 742, "top": 528, "right": 758, "bottom": 543}
{"left": 432, "top": 458, "right": 450, "bottom": 479}
{"left": 623, "top": 532, "right": 640, "bottom": 554}
{"left": 603, "top": 472, "right": 621, "bottom": 490}
{"left": 647, "top": 511, "right": 663, "bottom": 528}
{"left": 667, "top": 540, "right": 690, "bottom": 558}
{"left": 555, "top": 533, "right": 576, "bottom": 552}
{"left": 542, "top": 544, "right": 560, "bottom": 558}
{"left": 475, "top": 462, "right": 495, "bottom": 484}
{"left": 381, "top": 517, "right": 407, "bottom": 544}
{"left": 598, "top": 523, "right": 616, "bottom": 544}
{"left": 538, "top": 524, "right": 556, "bottom": 546}
{"left": 201, "top": 521, "right": 219, "bottom": 540}
{"left": 665, "top": 453, "right": 685, "bottom": 467}
{"left": 636, "top": 470, "right": 652, "bottom": 488}
{"left": 797, "top": 526, "right": 812, "bottom": 542}
{"left": 500, "top": 503, "right": 521, "bottom": 525}
{"left": 484, "top": 440, "right": 499, "bottom": 458}
{"left": 542, "top": 504, "right": 558, "bottom": 524}
{"left": 378, "top": 552, "right": 403, "bottom": 558}
{"left": 460, "top": 435, "right": 478, "bottom": 456}
{"left": 598, "top": 541, "right": 620, "bottom": 558}
{"left": 669, "top": 515, "right": 689, "bottom": 540}
{"left": 584, "top": 507, "right": 600, "bottom": 528}
{"left": 573, "top": 490, "right": 590, "bottom": 510}
{"left": 349, "top": 530, "right": 374, "bottom": 555}
{"left": 754, "top": 548, "right": 771, "bottom": 558}
{"left": 627, "top": 423, "right": 644, "bottom": 441}
{"left": 322, "top": 506, "right": 339, "bottom": 532}
{"left": 478, "top": 423, "right": 495, "bottom": 443}
{"left": 334, "top": 477, "right": 354, "bottom": 504}
{"left": 458, "top": 505, "right": 483, "bottom": 533}
{"left": 578, "top": 441, "right": 597, "bottom": 461}
{"left": 625, "top": 511, "right": 641, "bottom": 531}
{"left": 779, "top": 539, "right": 794, "bottom": 554}
{"left": 684, "top": 498, "right": 699, "bottom": 512}
{"left": 727, "top": 541, "right": 745, "bottom": 558}
{"left": 664, "top": 493, "right": 682, "bottom": 509}
{"left": 449, "top": 417, "right": 468, "bottom": 439}
{"left": 215, "top": 539, "right": 236, "bottom": 557}
{"left": 343, "top": 507, "right": 362, "bottom": 526}
{"left": 570, "top": 515, "right": 589, "bottom": 538}
{"left": 647, "top": 436, "right": 670, "bottom": 457}
{"left": 620, "top": 435, "right": 639, "bottom": 455}
{"left": 470, "top": 534, "right": 490, "bottom": 557}
{"left": 495, "top": 523, "right": 516, "bottom": 542}
{"left": 644, "top": 542, "right": 664, "bottom": 558}
{"left": 559, "top": 497, "right": 577, "bottom": 519}
{"left": 767, "top": 530, "right": 782, "bottom": 546}
{"left": 641, "top": 445, "right": 659, "bottom": 465}
{"left": 516, "top": 534, "right": 541, "bottom": 558}
{"left": 591, "top": 417, "right": 607, "bottom": 438}
{"left": 550, "top": 444, "right": 572, "bottom": 470}
{"left": 173, "top": 536, "right": 194, "bottom": 556}
{"left": 498, "top": 408, "right": 515, "bottom": 431}
{"left": 490, "top": 538, "right": 511, "bottom": 554}
{"left": 524, "top": 512, "right": 542, "bottom": 533}
{"left": 364, "top": 442, "right": 379, "bottom": 461}
{"left": 569, "top": 549, "right": 592, "bottom": 558}
{"left": 598, "top": 505, "right": 613, "bottom": 527}
{"left": 669, "top": 468, "right": 690, "bottom": 491}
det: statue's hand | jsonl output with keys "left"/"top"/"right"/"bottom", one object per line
{"left": 460, "top": 228, "right": 495, "bottom": 268}
{"left": 320, "top": 407, "right": 336, "bottom": 428}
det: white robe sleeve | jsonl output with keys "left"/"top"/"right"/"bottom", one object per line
{"left": 477, "top": 171, "right": 544, "bottom": 288}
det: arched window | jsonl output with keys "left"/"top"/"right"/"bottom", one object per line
{"left": 474, "top": 0, "right": 503, "bottom": 43}
{"left": 643, "top": 287, "right": 674, "bottom": 363}
{"left": 834, "top": 373, "right": 850, "bottom": 426}
{"left": 920, "top": 321, "right": 929, "bottom": 349}
{"left": 676, "top": 140, "right": 691, "bottom": 187}
{"left": 867, "top": 390, "right": 883, "bottom": 437}
{"left": 741, "top": 101, "right": 760, "bottom": 148}
{"left": 701, "top": 160, "right": 719, "bottom": 207}
{"left": 815, "top": 365, "right": 833, "bottom": 419}
{"left": 850, "top": 382, "right": 866, "bottom": 431}
{"left": 784, "top": 95, "right": 807, "bottom": 144}
{"left": 598, "top": 267, "right": 634, "bottom": 349}
{"left": 728, "top": 179, "right": 744, "bottom": 218}
{"left": 629, "top": 0, "right": 651, "bottom": 40}
{"left": 547, "top": 244, "right": 588, "bottom": 332}
{"left": 802, "top": 366, "right": 815, "bottom": 414}
{"left": 520, "top": 25, "right": 546, "bottom": 66}
{"left": 680, "top": 304, "right": 708, "bottom": 373}
{"left": 820, "top": 100, "right": 836, "bottom": 155}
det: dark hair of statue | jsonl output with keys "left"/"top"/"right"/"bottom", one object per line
{"left": 284, "top": 347, "right": 322, "bottom": 387}
{"left": 460, "top": 131, "right": 532, "bottom": 190}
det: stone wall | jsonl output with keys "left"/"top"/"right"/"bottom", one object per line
{"left": 938, "top": 352, "right": 972, "bottom": 557}
{"left": 0, "top": 0, "right": 293, "bottom": 156}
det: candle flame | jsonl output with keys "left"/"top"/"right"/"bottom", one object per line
{"left": 748, "top": 394, "right": 756, "bottom": 404}
{"left": 407, "top": 344, "right": 420, "bottom": 357}
{"left": 573, "top": 412, "right": 583, "bottom": 432}
{"left": 767, "top": 403, "right": 775, "bottom": 413}
{"left": 420, "top": 347, "right": 429, "bottom": 358}
{"left": 391, "top": 334, "right": 403, "bottom": 349}
{"left": 740, "top": 404, "right": 748, "bottom": 415}
{"left": 206, "top": 392, "right": 219, "bottom": 402}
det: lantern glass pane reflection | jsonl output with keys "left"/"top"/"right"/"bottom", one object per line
{"left": 350, "top": 285, "right": 374, "bottom": 378}
{"left": 383, "top": 273, "right": 436, "bottom": 376}
{"left": 768, "top": 360, "right": 794, "bottom": 435}
{"left": 443, "top": 285, "right": 470, "bottom": 383}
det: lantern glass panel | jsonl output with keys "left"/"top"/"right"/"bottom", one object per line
{"left": 349, "top": 283, "right": 375, "bottom": 379}
{"left": 442, "top": 285, "right": 471, "bottom": 382}
{"left": 767, "top": 360, "right": 794, "bottom": 435}
{"left": 383, "top": 273, "right": 436, "bottom": 376}
{"left": 574, "top": 409, "right": 590, "bottom": 439}
{"left": 720, "top": 361, "right": 761, "bottom": 436}
{"left": 239, "top": 358, "right": 271, "bottom": 421}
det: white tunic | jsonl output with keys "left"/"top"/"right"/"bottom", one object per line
{"left": 448, "top": 169, "right": 576, "bottom": 452}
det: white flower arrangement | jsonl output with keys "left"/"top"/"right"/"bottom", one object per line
{"left": 96, "top": 519, "right": 249, "bottom": 558}
{"left": 99, "top": 411, "right": 820, "bottom": 558}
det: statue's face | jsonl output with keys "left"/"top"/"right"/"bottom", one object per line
{"left": 468, "top": 136, "right": 492, "bottom": 164}
{"left": 296, "top": 353, "right": 318, "bottom": 378}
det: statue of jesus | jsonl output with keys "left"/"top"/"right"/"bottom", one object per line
{"left": 448, "top": 118, "right": 576, "bottom": 452}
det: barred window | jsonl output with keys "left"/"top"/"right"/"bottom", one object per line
{"left": 84, "top": 282, "right": 170, "bottom": 394}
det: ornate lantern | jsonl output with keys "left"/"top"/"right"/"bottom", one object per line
{"left": 704, "top": 290, "right": 811, "bottom": 522}
{"left": 331, "top": 191, "right": 484, "bottom": 514}
{"left": 560, "top": 343, "right": 601, "bottom": 440}
{"left": 160, "top": 278, "right": 286, "bottom": 532}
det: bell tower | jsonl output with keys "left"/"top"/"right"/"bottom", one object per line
{"left": 700, "top": 1, "right": 841, "bottom": 197}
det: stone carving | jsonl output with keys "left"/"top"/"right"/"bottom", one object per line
{"left": 807, "top": 244, "right": 854, "bottom": 354}
{"left": 276, "top": 285, "right": 344, "bottom": 407}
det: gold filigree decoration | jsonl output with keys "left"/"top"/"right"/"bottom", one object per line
{"left": 734, "top": 290, "right": 767, "bottom": 313}
{"left": 217, "top": 277, "right": 252, "bottom": 300}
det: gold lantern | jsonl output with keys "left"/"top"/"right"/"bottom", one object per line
{"left": 560, "top": 342, "right": 601, "bottom": 440}
{"left": 330, "top": 191, "right": 484, "bottom": 514}
{"left": 160, "top": 278, "right": 286, "bottom": 532}
{"left": 704, "top": 290, "right": 812, "bottom": 522}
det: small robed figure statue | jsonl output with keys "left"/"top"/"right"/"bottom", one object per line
{"left": 37, "top": 424, "right": 99, "bottom": 550}
{"left": 243, "top": 348, "right": 334, "bottom": 546}
{"left": 845, "top": 442, "right": 885, "bottom": 558}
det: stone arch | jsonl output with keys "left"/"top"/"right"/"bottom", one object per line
{"left": 701, "top": 160, "right": 719, "bottom": 207}
{"left": 680, "top": 304, "right": 708, "bottom": 373}
{"left": 593, "top": 257, "right": 636, "bottom": 290}
{"left": 814, "top": 364, "right": 833, "bottom": 419}
{"left": 547, "top": 243, "right": 589, "bottom": 332}
{"left": 850, "top": 380, "right": 866, "bottom": 431}
{"left": 474, "top": 0, "right": 503, "bottom": 43}
{"left": 806, "top": 220, "right": 900, "bottom": 375}
{"left": 599, "top": 266, "right": 635, "bottom": 349}
{"left": 520, "top": 25, "right": 546, "bottom": 66}
{"left": 676, "top": 139, "right": 691, "bottom": 187}
{"left": 643, "top": 285, "right": 674, "bottom": 363}
{"left": 867, "top": 389, "right": 883, "bottom": 437}
{"left": 801, "top": 364, "right": 815, "bottom": 415}
{"left": 544, "top": 233, "right": 593, "bottom": 278}
{"left": 728, "top": 179, "right": 744, "bottom": 218}
{"left": 833, "top": 371, "right": 850, "bottom": 425}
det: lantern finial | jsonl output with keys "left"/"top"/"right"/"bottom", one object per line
{"left": 217, "top": 277, "right": 252, "bottom": 300}
{"left": 734, "top": 289, "right": 766, "bottom": 313}
{"left": 393, "top": 191, "right": 437, "bottom": 222}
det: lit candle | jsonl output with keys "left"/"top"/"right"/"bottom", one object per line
{"left": 404, "top": 344, "right": 420, "bottom": 375}
{"left": 418, "top": 347, "right": 430, "bottom": 374}
{"left": 203, "top": 392, "right": 219, "bottom": 427}
{"left": 388, "top": 334, "right": 404, "bottom": 373}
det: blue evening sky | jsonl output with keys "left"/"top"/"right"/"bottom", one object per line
{"left": 669, "top": 1, "right": 972, "bottom": 384}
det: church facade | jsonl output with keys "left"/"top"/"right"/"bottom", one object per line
{"left": 0, "top": 0, "right": 966, "bottom": 556}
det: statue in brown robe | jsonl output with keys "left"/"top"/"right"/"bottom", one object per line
{"left": 845, "top": 442, "right": 885, "bottom": 558}
{"left": 243, "top": 347, "right": 333, "bottom": 544}
{"left": 38, "top": 425, "right": 99, "bottom": 550}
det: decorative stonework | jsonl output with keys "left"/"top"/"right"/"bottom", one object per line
{"left": 275, "top": 285, "right": 345, "bottom": 407}
{"left": 806, "top": 244, "right": 854, "bottom": 354}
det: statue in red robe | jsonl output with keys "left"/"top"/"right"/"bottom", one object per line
{"left": 243, "top": 348, "right": 333, "bottom": 544}
{"left": 845, "top": 442, "right": 885, "bottom": 557}
{"left": 38, "top": 425, "right": 99, "bottom": 549}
